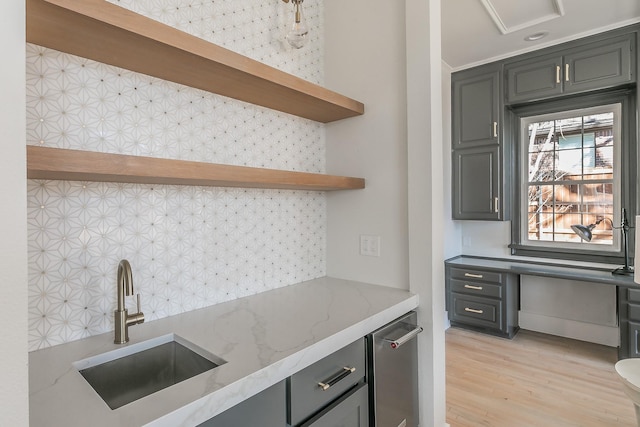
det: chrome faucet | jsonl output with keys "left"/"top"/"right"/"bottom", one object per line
{"left": 114, "top": 259, "right": 145, "bottom": 344}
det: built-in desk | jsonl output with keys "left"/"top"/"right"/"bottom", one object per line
{"left": 445, "top": 256, "right": 639, "bottom": 359}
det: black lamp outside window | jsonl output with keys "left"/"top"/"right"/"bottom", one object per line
{"left": 570, "top": 208, "right": 634, "bottom": 276}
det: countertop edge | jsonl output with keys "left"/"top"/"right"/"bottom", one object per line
{"left": 152, "top": 293, "right": 419, "bottom": 426}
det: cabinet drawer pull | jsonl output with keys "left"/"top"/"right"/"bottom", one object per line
{"left": 556, "top": 65, "right": 560, "bottom": 84}
{"left": 464, "top": 273, "right": 483, "bottom": 279}
{"left": 318, "top": 366, "right": 356, "bottom": 391}
{"left": 494, "top": 196, "right": 499, "bottom": 213}
{"left": 493, "top": 121, "right": 498, "bottom": 138}
{"left": 464, "top": 284, "right": 483, "bottom": 290}
{"left": 565, "top": 63, "right": 570, "bottom": 82}
{"left": 464, "top": 307, "right": 484, "bottom": 314}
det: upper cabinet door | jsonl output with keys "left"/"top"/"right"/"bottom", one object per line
{"left": 564, "top": 36, "right": 634, "bottom": 94}
{"left": 505, "top": 33, "right": 635, "bottom": 104}
{"left": 452, "top": 69, "right": 500, "bottom": 149}
{"left": 505, "top": 55, "right": 563, "bottom": 104}
{"left": 452, "top": 146, "right": 501, "bottom": 220}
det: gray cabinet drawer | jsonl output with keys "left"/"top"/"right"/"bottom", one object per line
{"left": 629, "top": 321, "right": 640, "bottom": 358}
{"left": 451, "top": 293, "right": 502, "bottom": 331}
{"left": 629, "top": 303, "right": 640, "bottom": 321}
{"left": 289, "top": 339, "right": 365, "bottom": 426}
{"left": 450, "top": 267, "right": 503, "bottom": 284}
{"left": 628, "top": 288, "right": 640, "bottom": 303}
{"left": 450, "top": 278, "right": 502, "bottom": 299}
{"left": 300, "top": 383, "right": 368, "bottom": 427}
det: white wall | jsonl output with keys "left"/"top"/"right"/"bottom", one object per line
{"left": 0, "top": 0, "right": 28, "bottom": 425}
{"left": 406, "top": 1, "right": 446, "bottom": 425}
{"left": 460, "top": 220, "right": 512, "bottom": 257}
{"left": 325, "top": 0, "right": 447, "bottom": 426}
{"left": 325, "top": 1, "right": 409, "bottom": 289}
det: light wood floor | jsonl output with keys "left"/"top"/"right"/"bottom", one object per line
{"left": 446, "top": 327, "right": 637, "bottom": 427}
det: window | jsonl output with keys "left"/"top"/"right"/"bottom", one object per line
{"left": 510, "top": 93, "right": 636, "bottom": 263}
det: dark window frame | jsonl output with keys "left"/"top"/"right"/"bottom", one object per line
{"left": 509, "top": 90, "right": 637, "bottom": 264}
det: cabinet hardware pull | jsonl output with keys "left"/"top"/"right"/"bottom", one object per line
{"left": 556, "top": 65, "right": 560, "bottom": 83}
{"left": 464, "top": 307, "right": 484, "bottom": 314}
{"left": 464, "top": 284, "right": 483, "bottom": 290}
{"left": 383, "top": 325, "right": 424, "bottom": 349}
{"left": 318, "top": 366, "right": 356, "bottom": 391}
{"left": 494, "top": 196, "right": 499, "bottom": 213}
{"left": 493, "top": 121, "right": 498, "bottom": 138}
{"left": 565, "top": 63, "right": 570, "bottom": 82}
{"left": 464, "top": 273, "right": 483, "bottom": 279}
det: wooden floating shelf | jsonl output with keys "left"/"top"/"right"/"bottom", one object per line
{"left": 26, "top": 0, "right": 364, "bottom": 123}
{"left": 27, "top": 146, "right": 366, "bottom": 191}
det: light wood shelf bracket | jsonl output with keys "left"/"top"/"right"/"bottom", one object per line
{"left": 27, "top": 146, "right": 366, "bottom": 191}
{"left": 26, "top": 0, "right": 364, "bottom": 123}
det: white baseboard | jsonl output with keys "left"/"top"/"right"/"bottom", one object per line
{"left": 519, "top": 311, "right": 618, "bottom": 347}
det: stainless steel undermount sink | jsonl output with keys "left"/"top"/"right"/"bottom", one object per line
{"left": 74, "top": 334, "right": 226, "bottom": 410}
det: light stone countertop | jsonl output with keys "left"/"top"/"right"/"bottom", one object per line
{"left": 29, "top": 276, "right": 419, "bottom": 427}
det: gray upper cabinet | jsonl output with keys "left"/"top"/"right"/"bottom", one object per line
{"left": 451, "top": 63, "right": 504, "bottom": 220}
{"left": 452, "top": 146, "right": 501, "bottom": 220}
{"left": 505, "top": 55, "right": 562, "bottom": 103}
{"left": 452, "top": 67, "right": 500, "bottom": 149}
{"left": 506, "top": 34, "right": 635, "bottom": 104}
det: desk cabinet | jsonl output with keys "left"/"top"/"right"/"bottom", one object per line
{"left": 446, "top": 265, "right": 519, "bottom": 338}
{"left": 619, "top": 288, "right": 640, "bottom": 359}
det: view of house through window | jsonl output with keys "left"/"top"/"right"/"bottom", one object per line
{"left": 522, "top": 103, "right": 621, "bottom": 250}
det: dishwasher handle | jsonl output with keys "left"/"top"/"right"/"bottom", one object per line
{"left": 383, "top": 325, "right": 423, "bottom": 349}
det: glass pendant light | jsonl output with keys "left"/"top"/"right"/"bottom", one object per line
{"left": 284, "top": 0, "right": 308, "bottom": 49}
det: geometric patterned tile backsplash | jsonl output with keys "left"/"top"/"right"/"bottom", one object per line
{"left": 26, "top": 0, "right": 327, "bottom": 351}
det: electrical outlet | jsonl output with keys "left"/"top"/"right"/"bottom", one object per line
{"left": 360, "top": 235, "right": 381, "bottom": 257}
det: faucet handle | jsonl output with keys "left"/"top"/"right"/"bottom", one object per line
{"left": 126, "top": 293, "right": 145, "bottom": 327}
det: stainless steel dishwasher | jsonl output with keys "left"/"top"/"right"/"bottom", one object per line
{"left": 368, "top": 311, "right": 423, "bottom": 427}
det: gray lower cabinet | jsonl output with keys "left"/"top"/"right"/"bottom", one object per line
{"left": 446, "top": 266, "right": 519, "bottom": 338}
{"left": 452, "top": 146, "right": 500, "bottom": 220}
{"left": 198, "top": 380, "right": 286, "bottom": 427}
{"left": 198, "top": 339, "right": 367, "bottom": 427}
{"left": 299, "top": 384, "right": 368, "bottom": 427}
{"left": 505, "top": 33, "right": 635, "bottom": 104}
{"left": 618, "top": 288, "right": 640, "bottom": 359}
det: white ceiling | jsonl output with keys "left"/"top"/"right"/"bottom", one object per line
{"left": 442, "top": 0, "right": 640, "bottom": 70}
